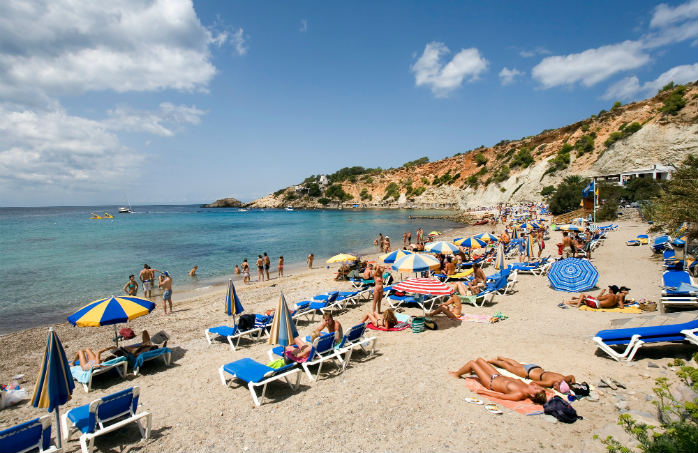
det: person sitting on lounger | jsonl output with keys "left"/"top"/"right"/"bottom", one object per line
{"left": 69, "top": 347, "right": 116, "bottom": 371}
{"left": 314, "top": 312, "right": 344, "bottom": 344}
{"left": 467, "top": 263, "right": 486, "bottom": 294}
{"left": 361, "top": 308, "right": 398, "bottom": 329}
{"left": 426, "top": 282, "right": 468, "bottom": 319}
{"left": 119, "top": 330, "right": 159, "bottom": 356}
{"left": 564, "top": 285, "right": 619, "bottom": 309}
{"left": 487, "top": 356, "right": 576, "bottom": 393}
{"left": 449, "top": 357, "right": 548, "bottom": 404}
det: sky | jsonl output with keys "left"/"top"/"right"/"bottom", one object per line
{"left": 0, "top": 0, "right": 696, "bottom": 207}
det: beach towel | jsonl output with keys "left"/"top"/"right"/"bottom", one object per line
{"left": 458, "top": 314, "right": 491, "bottom": 323}
{"left": 129, "top": 347, "right": 171, "bottom": 370}
{"left": 464, "top": 378, "right": 554, "bottom": 415}
{"left": 366, "top": 322, "right": 409, "bottom": 331}
{"left": 395, "top": 313, "right": 412, "bottom": 323}
{"left": 578, "top": 305, "right": 642, "bottom": 314}
{"left": 70, "top": 357, "right": 127, "bottom": 384}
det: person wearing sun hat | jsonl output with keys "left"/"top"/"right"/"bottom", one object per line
{"left": 158, "top": 270, "right": 173, "bottom": 315}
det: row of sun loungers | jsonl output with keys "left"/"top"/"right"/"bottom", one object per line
{"left": 593, "top": 320, "right": 698, "bottom": 362}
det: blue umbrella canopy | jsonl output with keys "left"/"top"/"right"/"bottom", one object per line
{"left": 380, "top": 249, "right": 413, "bottom": 264}
{"left": 225, "top": 279, "right": 244, "bottom": 316}
{"left": 547, "top": 258, "right": 599, "bottom": 292}
{"left": 392, "top": 253, "right": 441, "bottom": 273}
{"left": 31, "top": 327, "right": 74, "bottom": 412}
{"left": 453, "top": 236, "right": 486, "bottom": 249}
{"left": 67, "top": 295, "right": 155, "bottom": 327}
{"left": 494, "top": 241, "right": 506, "bottom": 271}
{"left": 268, "top": 292, "right": 298, "bottom": 347}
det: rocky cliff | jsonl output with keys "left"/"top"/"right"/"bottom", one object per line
{"left": 229, "top": 82, "right": 698, "bottom": 209}
{"left": 201, "top": 197, "right": 243, "bottom": 208}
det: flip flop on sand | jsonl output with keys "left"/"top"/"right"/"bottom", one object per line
{"left": 464, "top": 397, "right": 484, "bottom": 405}
{"left": 485, "top": 404, "right": 503, "bottom": 415}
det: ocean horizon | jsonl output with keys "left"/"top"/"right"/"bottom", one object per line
{"left": 0, "top": 205, "right": 460, "bottom": 334}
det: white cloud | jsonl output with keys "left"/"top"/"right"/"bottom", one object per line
{"left": 0, "top": 105, "right": 143, "bottom": 189}
{"left": 519, "top": 47, "right": 550, "bottom": 58}
{"left": 603, "top": 63, "right": 698, "bottom": 100}
{"left": 299, "top": 19, "right": 308, "bottom": 33}
{"left": 0, "top": 0, "right": 243, "bottom": 101}
{"left": 106, "top": 103, "right": 206, "bottom": 136}
{"left": 650, "top": 1, "right": 698, "bottom": 28}
{"left": 411, "top": 42, "right": 488, "bottom": 98}
{"left": 499, "top": 67, "right": 524, "bottom": 85}
{"left": 531, "top": 41, "right": 650, "bottom": 88}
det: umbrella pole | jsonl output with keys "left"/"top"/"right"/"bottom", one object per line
{"left": 114, "top": 324, "right": 119, "bottom": 347}
{"left": 54, "top": 407, "right": 63, "bottom": 448}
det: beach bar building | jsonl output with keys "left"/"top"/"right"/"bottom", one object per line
{"left": 593, "top": 164, "right": 674, "bottom": 186}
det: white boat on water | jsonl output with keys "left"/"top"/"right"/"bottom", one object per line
{"left": 239, "top": 208, "right": 248, "bottom": 212}
{"left": 285, "top": 207, "right": 294, "bottom": 211}
{"left": 118, "top": 207, "right": 132, "bottom": 214}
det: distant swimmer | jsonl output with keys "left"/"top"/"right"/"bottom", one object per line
{"left": 189, "top": 265, "right": 198, "bottom": 277}
{"left": 123, "top": 274, "right": 138, "bottom": 296}
{"left": 158, "top": 271, "right": 173, "bottom": 315}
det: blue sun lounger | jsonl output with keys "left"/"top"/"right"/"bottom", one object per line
{"left": 593, "top": 320, "right": 698, "bottom": 361}
{"left": 268, "top": 333, "right": 344, "bottom": 382}
{"left": 660, "top": 270, "right": 698, "bottom": 310}
{"left": 0, "top": 415, "right": 61, "bottom": 453}
{"left": 206, "top": 314, "right": 271, "bottom": 351}
{"left": 61, "top": 386, "right": 151, "bottom": 453}
{"left": 218, "top": 358, "right": 302, "bottom": 407}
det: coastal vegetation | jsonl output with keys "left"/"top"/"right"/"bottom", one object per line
{"left": 659, "top": 84, "right": 687, "bottom": 115}
{"left": 402, "top": 156, "right": 429, "bottom": 168}
{"left": 546, "top": 175, "right": 588, "bottom": 215}
{"left": 605, "top": 122, "right": 642, "bottom": 149}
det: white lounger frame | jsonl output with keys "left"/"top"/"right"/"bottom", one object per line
{"left": 205, "top": 326, "right": 266, "bottom": 351}
{"left": 61, "top": 387, "right": 151, "bottom": 453}
{"left": 218, "top": 365, "right": 302, "bottom": 407}
{"left": 132, "top": 350, "right": 171, "bottom": 375}
{"left": 80, "top": 360, "right": 127, "bottom": 392}
{"left": 594, "top": 328, "right": 698, "bottom": 362}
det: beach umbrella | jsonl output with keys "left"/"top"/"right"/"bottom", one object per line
{"left": 67, "top": 295, "right": 155, "bottom": 345}
{"left": 672, "top": 236, "right": 687, "bottom": 247}
{"left": 326, "top": 253, "right": 357, "bottom": 263}
{"left": 392, "top": 278, "right": 454, "bottom": 296}
{"left": 225, "top": 278, "right": 244, "bottom": 317}
{"left": 31, "top": 327, "right": 74, "bottom": 448}
{"left": 510, "top": 228, "right": 519, "bottom": 240}
{"left": 392, "top": 253, "right": 441, "bottom": 273}
{"left": 557, "top": 224, "right": 581, "bottom": 232}
{"left": 547, "top": 258, "right": 599, "bottom": 292}
{"left": 519, "top": 221, "right": 540, "bottom": 230}
{"left": 494, "top": 241, "right": 506, "bottom": 271}
{"left": 453, "top": 236, "right": 486, "bottom": 249}
{"left": 380, "top": 249, "right": 412, "bottom": 264}
{"left": 268, "top": 292, "right": 298, "bottom": 347}
{"left": 428, "top": 231, "right": 441, "bottom": 237}
{"left": 525, "top": 235, "right": 535, "bottom": 260}
{"left": 475, "top": 233, "right": 498, "bottom": 243}
{"left": 425, "top": 241, "right": 460, "bottom": 255}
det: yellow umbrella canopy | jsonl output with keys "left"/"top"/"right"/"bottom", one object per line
{"left": 326, "top": 253, "right": 357, "bottom": 263}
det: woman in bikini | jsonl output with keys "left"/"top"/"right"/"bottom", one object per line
{"left": 488, "top": 357, "right": 576, "bottom": 393}
{"left": 449, "top": 357, "right": 548, "bottom": 404}
{"left": 426, "top": 282, "right": 468, "bottom": 319}
{"left": 372, "top": 265, "right": 384, "bottom": 313}
{"left": 564, "top": 285, "right": 619, "bottom": 308}
{"left": 361, "top": 308, "right": 397, "bottom": 329}
{"left": 69, "top": 346, "right": 116, "bottom": 371}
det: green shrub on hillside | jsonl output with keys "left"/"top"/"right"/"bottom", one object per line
{"left": 284, "top": 192, "right": 297, "bottom": 201}
{"left": 466, "top": 175, "right": 479, "bottom": 188}
{"left": 510, "top": 147, "right": 534, "bottom": 168}
{"left": 658, "top": 81, "right": 676, "bottom": 93}
{"left": 306, "top": 182, "right": 321, "bottom": 197}
{"left": 274, "top": 188, "right": 287, "bottom": 197}
{"left": 540, "top": 185, "right": 555, "bottom": 197}
{"left": 548, "top": 175, "right": 588, "bottom": 215}
{"left": 492, "top": 165, "right": 510, "bottom": 184}
{"left": 605, "top": 122, "right": 642, "bottom": 148}
{"left": 611, "top": 101, "right": 622, "bottom": 110}
{"left": 659, "top": 85, "right": 687, "bottom": 115}
{"left": 474, "top": 152, "right": 488, "bottom": 166}
{"left": 383, "top": 182, "right": 400, "bottom": 200}
{"left": 359, "top": 188, "right": 372, "bottom": 201}
{"left": 318, "top": 197, "right": 330, "bottom": 206}
{"left": 325, "top": 184, "right": 352, "bottom": 201}
{"left": 327, "top": 166, "right": 381, "bottom": 184}
{"left": 575, "top": 134, "right": 595, "bottom": 156}
{"left": 421, "top": 177, "right": 430, "bottom": 185}
{"left": 403, "top": 157, "right": 429, "bottom": 168}
{"left": 412, "top": 186, "right": 426, "bottom": 196}
{"left": 546, "top": 144, "right": 573, "bottom": 175}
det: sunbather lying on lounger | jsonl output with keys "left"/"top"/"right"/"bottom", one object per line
{"left": 69, "top": 347, "right": 116, "bottom": 371}
{"left": 487, "top": 356, "right": 575, "bottom": 393}
{"left": 284, "top": 336, "right": 313, "bottom": 360}
{"left": 449, "top": 357, "right": 547, "bottom": 404}
{"left": 564, "top": 285, "right": 620, "bottom": 309}
{"left": 361, "top": 308, "right": 398, "bottom": 329}
{"left": 426, "top": 282, "right": 468, "bottom": 318}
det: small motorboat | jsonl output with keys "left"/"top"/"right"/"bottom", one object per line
{"left": 238, "top": 208, "right": 248, "bottom": 212}
{"left": 118, "top": 207, "right": 132, "bottom": 214}
{"left": 103, "top": 212, "right": 114, "bottom": 219}
{"left": 285, "top": 207, "right": 294, "bottom": 211}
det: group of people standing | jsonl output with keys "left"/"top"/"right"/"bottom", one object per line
{"left": 122, "top": 264, "right": 174, "bottom": 315}
{"left": 375, "top": 228, "right": 427, "bottom": 253}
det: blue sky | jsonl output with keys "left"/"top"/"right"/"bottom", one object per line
{"left": 0, "top": 0, "right": 696, "bottom": 206}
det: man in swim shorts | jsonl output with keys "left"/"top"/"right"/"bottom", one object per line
{"left": 564, "top": 285, "right": 619, "bottom": 308}
{"left": 139, "top": 264, "right": 160, "bottom": 298}
{"left": 159, "top": 271, "right": 173, "bottom": 314}
{"left": 256, "top": 255, "right": 264, "bottom": 282}
{"left": 449, "top": 357, "right": 548, "bottom": 404}
{"left": 488, "top": 356, "right": 576, "bottom": 393}
{"left": 263, "top": 252, "right": 271, "bottom": 280}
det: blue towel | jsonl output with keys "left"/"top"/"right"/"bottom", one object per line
{"left": 130, "top": 347, "right": 171, "bottom": 370}
{"left": 70, "top": 357, "right": 127, "bottom": 383}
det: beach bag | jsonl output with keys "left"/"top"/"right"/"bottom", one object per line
{"left": 119, "top": 327, "right": 135, "bottom": 340}
{"left": 543, "top": 396, "right": 582, "bottom": 423}
{"left": 570, "top": 382, "right": 590, "bottom": 397}
{"left": 238, "top": 314, "right": 256, "bottom": 332}
{"left": 411, "top": 316, "right": 425, "bottom": 333}
{"left": 424, "top": 318, "right": 438, "bottom": 330}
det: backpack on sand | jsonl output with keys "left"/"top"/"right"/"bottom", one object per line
{"left": 543, "top": 396, "right": 583, "bottom": 423}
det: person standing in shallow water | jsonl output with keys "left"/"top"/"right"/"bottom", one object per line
{"left": 123, "top": 275, "right": 138, "bottom": 296}
{"left": 256, "top": 255, "right": 264, "bottom": 282}
{"left": 307, "top": 253, "right": 314, "bottom": 269}
{"left": 263, "top": 252, "right": 271, "bottom": 280}
{"left": 278, "top": 256, "right": 284, "bottom": 278}
{"left": 159, "top": 271, "right": 173, "bottom": 315}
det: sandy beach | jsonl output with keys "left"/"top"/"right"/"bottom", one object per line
{"left": 1, "top": 216, "right": 696, "bottom": 453}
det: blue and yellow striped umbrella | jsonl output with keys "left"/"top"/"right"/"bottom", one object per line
{"left": 525, "top": 235, "right": 535, "bottom": 259}
{"left": 494, "top": 241, "right": 506, "bottom": 270}
{"left": 453, "top": 236, "right": 486, "bottom": 249}
{"left": 31, "top": 327, "right": 74, "bottom": 447}
{"left": 268, "top": 292, "right": 298, "bottom": 347}
{"left": 475, "top": 233, "right": 499, "bottom": 243}
{"left": 380, "top": 249, "right": 412, "bottom": 264}
{"left": 225, "top": 279, "right": 244, "bottom": 316}
{"left": 392, "top": 253, "right": 441, "bottom": 273}
{"left": 425, "top": 241, "right": 460, "bottom": 255}
{"left": 67, "top": 295, "right": 155, "bottom": 327}
{"left": 519, "top": 221, "right": 540, "bottom": 230}
{"left": 511, "top": 228, "right": 519, "bottom": 240}
{"left": 557, "top": 224, "right": 581, "bottom": 232}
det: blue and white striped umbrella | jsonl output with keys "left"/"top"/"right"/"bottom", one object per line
{"left": 547, "top": 258, "right": 599, "bottom": 292}
{"left": 268, "top": 292, "right": 298, "bottom": 347}
{"left": 494, "top": 241, "right": 506, "bottom": 271}
{"left": 225, "top": 279, "right": 244, "bottom": 317}
{"left": 392, "top": 253, "right": 441, "bottom": 273}
{"left": 453, "top": 236, "right": 486, "bottom": 249}
{"left": 380, "top": 249, "right": 413, "bottom": 263}
{"left": 425, "top": 241, "right": 460, "bottom": 254}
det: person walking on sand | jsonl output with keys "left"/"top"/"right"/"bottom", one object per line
{"left": 278, "top": 256, "right": 284, "bottom": 278}
{"left": 139, "top": 264, "right": 160, "bottom": 298}
{"left": 263, "top": 252, "right": 271, "bottom": 280}
{"left": 189, "top": 265, "right": 198, "bottom": 277}
{"left": 307, "top": 253, "right": 314, "bottom": 269}
{"left": 256, "top": 255, "right": 264, "bottom": 282}
{"left": 402, "top": 232, "right": 407, "bottom": 246}
{"left": 158, "top": 271, "right": 173, "bottom": 315}
{"left": 241, "top": 259, "right": 250, "bottom": 284}
{"left": 123, "top": 274, "right": 138, "bottom": 296}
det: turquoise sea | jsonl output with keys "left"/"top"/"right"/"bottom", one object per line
{"left": 0, "top": 205, "right": 459, "bottom": 334}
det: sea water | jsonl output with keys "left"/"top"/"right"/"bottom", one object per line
{"left": 0, "top": 205, "right": 459, "bottom": 334}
